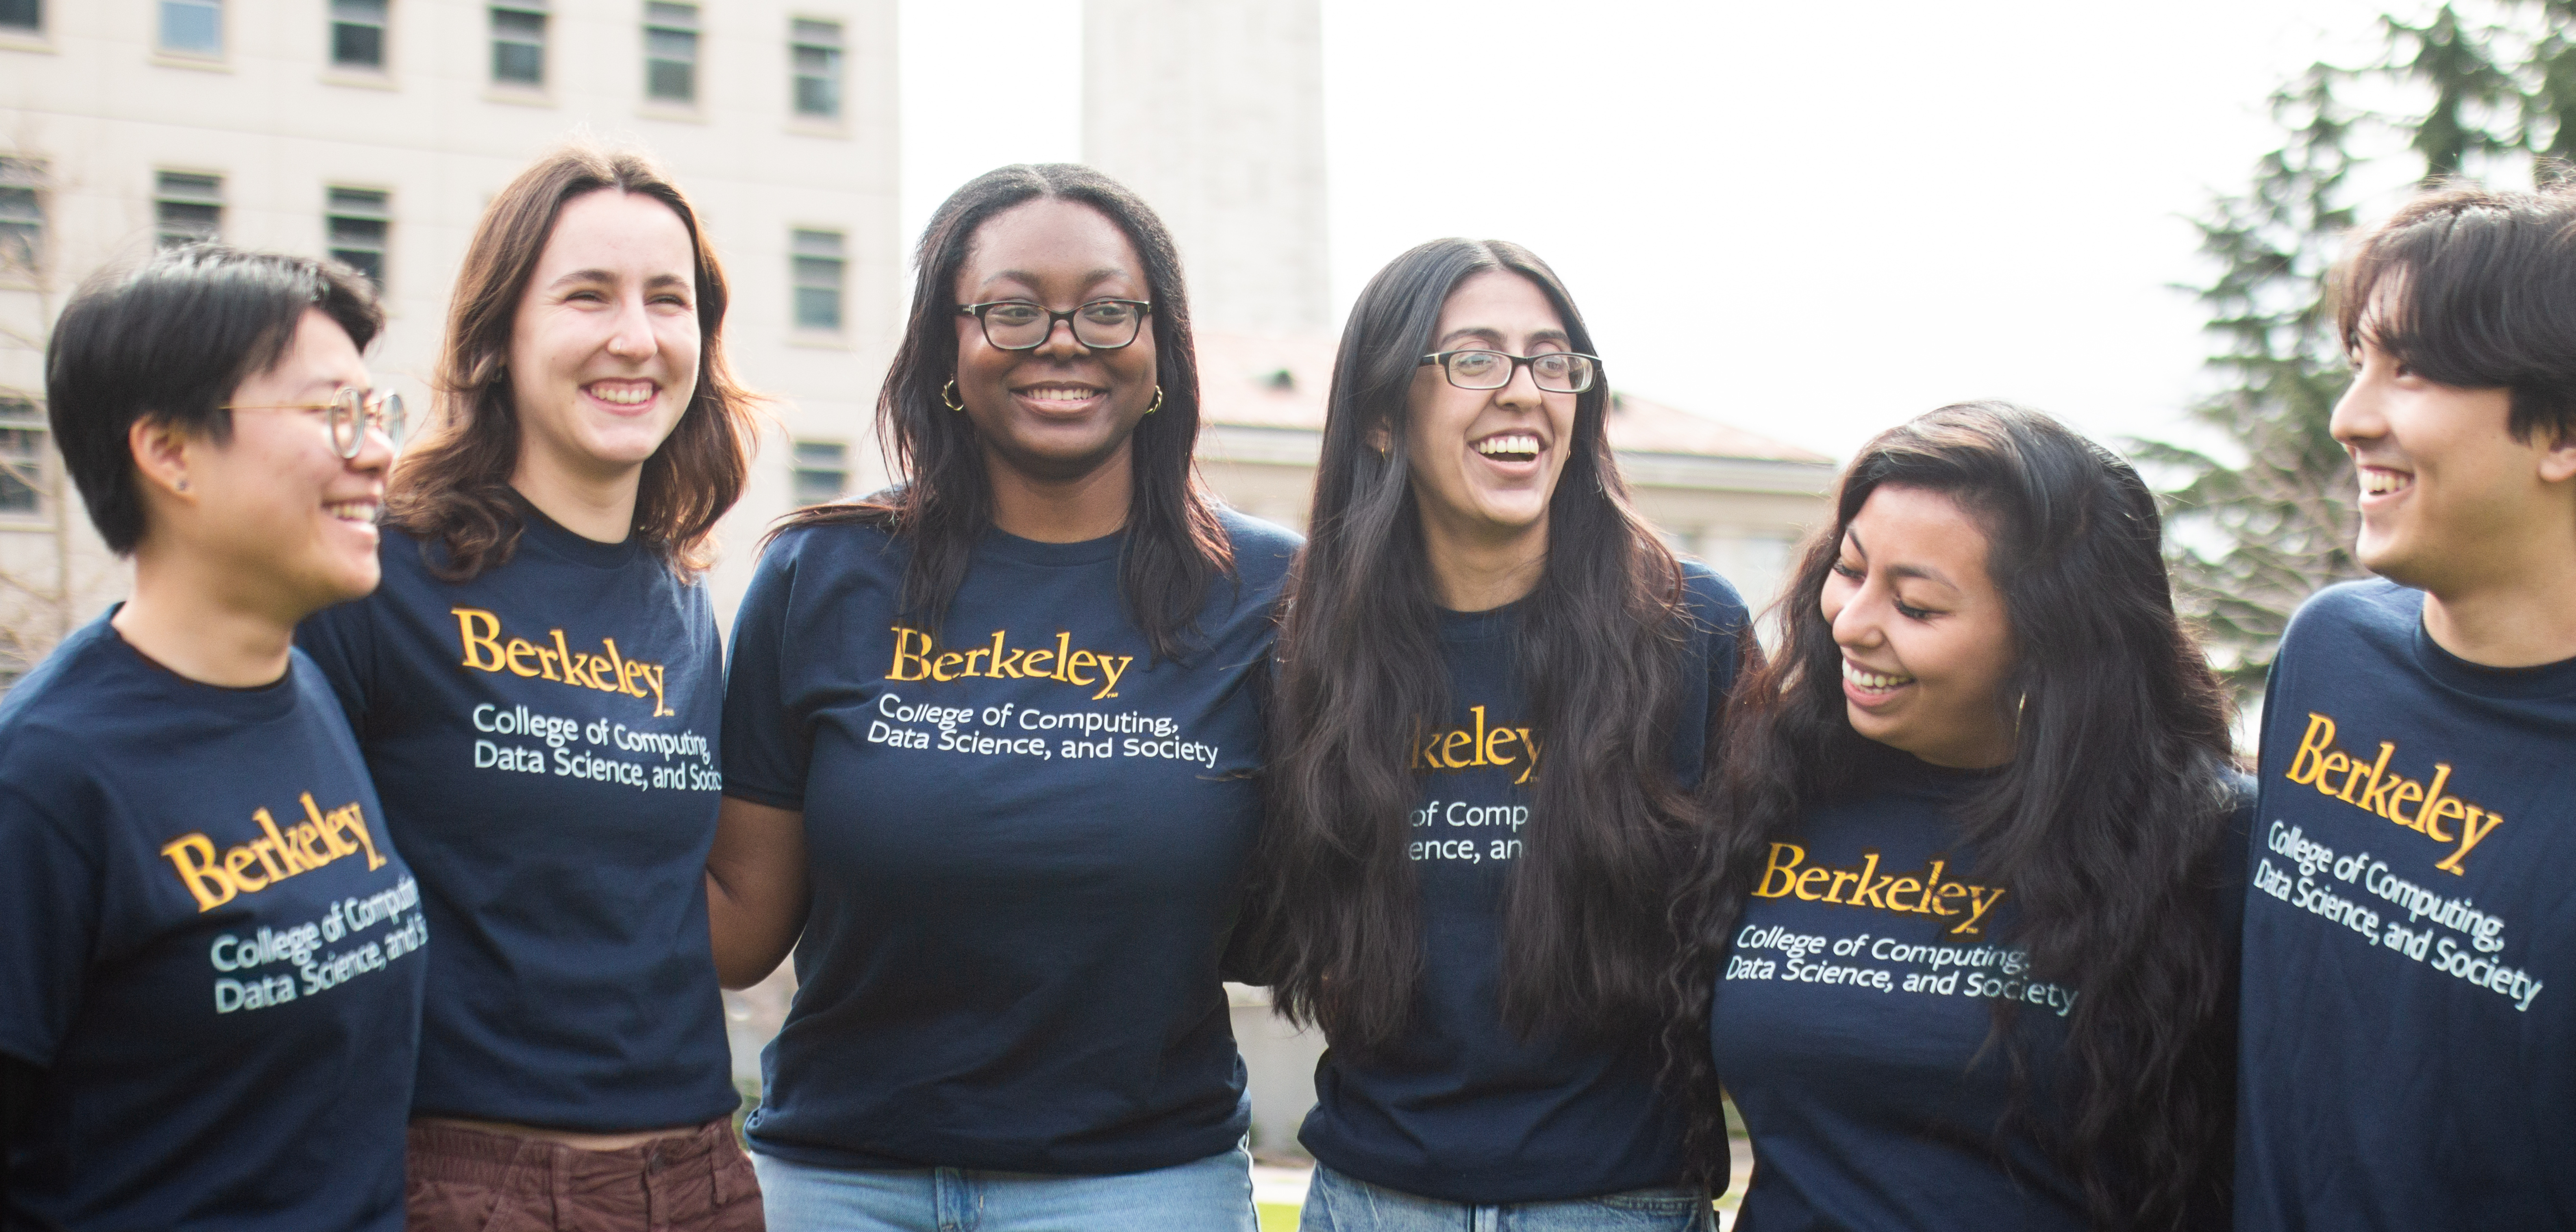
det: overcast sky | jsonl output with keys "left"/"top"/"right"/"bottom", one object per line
{"left": 900, "top": 0, "right": 2412, "bottom": 459}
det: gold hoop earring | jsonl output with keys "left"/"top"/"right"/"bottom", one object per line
{"left": 1144, "top": 387, "right": 1163, "bottom": 415}
{"left": 941, "top": 380, "right": 965, "bottom": 412}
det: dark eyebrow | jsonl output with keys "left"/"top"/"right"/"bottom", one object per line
{"left": 1434, "top": 326, "right": 1572, "bottom": 350}
{"left": 1845, "top": 528, "right": 1958, "bottom": 588}
{"left": 546, "top": 269, "right": 693, "bottom": 293}
{"left": 979, "top": 267, "right": 1132, "bottom": 294}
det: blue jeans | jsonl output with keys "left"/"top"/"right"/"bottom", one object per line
{"left": 752, "top": 1144, "right": 1257, "bottom": 1232}
{"left": 1300, "top": 1164, "right": 1715, "bottom": 1232}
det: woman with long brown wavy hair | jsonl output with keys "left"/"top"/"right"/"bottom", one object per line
{"left": 1670, "top": 403, "right": 2247, "bottom": 1231}
{"left": 297, "top": 142, "right": 761, "bottom": 1232}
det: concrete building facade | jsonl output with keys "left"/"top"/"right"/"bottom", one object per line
{"left": 0, "top": 0, "right": 903, "bottom": 676}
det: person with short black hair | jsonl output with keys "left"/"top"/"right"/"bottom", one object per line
{"left": 0, "top": 243, "right": 424, "bottom": 1230}
{"left": 2235, "top": 183, "right": 2576, "bottom": 1230}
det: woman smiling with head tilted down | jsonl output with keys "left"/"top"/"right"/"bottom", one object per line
{"left": 1236, "top": 239, "right": 1747, "bottom": 1231}
{"left": 704, "top": 165, "right": 1300, "bottom": 1232}
{"left": 1672, "top": 404, "right": 2250, "bottom": 1232}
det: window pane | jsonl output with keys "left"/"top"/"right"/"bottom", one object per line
{"left": 793, "top": 287, "right": 841, "bottom": 331}
{"left": 0, "top": 0, "right": 41, "bottom": 33}
{"left": 332, "top": 22, "right": 383, "bottom": 66}
{"left": 646, "top": 58, "right": 694, "bottom": 101}
{"left": 0, "top": 417, "right": 42, "bottom": 515}
{"left": 327, "top": 188, "right": 390, "bottom": 291}
{"left": 160, "top": 0, "right": 222, "bottom": 53}
{"left": 156, "top": 172, "right": 222, "bottom": 248}
{"left": 0, "top": 175, "right": 41, "bottom": 272}
{"left": 492, "top": 7, "right": 543, "bottom": 84}
{"left": 791, "top": 441, "right": 849, "bottom": 505}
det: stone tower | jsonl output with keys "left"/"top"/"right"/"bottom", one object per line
{"left": 1082, "top": 0, "right": 1330, "bottom": 333}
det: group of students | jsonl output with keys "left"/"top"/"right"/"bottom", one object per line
{"left": 0, "top": 140, "right": 2567, "bottom": 1232}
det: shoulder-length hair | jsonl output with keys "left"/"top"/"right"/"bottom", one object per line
{"left": 1238, "top": 238, "right": 1704, "bottom": 1055}
{"left": 385, "top": 141, "right": 757, "bottom": 580}
{"left": 772, "top": 163, "right": 1231, "bottom": 661}
{"left": 1667, "top": 403, "right": 2240, "bottom": 1225}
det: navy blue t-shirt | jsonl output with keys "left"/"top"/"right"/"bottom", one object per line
{"left": 0, "top": 615, "right": 424, "bottom": 1230}
{"left": 298, "top": 501, "right": 737, "bottom": 1132}
{"left": 1298, "top": 565, "right": 1746, "bottom": 1204}
{"left": 724, "top": 510, "right": 1300, "bottom": 1174}
{"left": 2237, "top": 581, "right": 2576, "bottom": 1230}
{"left": 1713, "top": 747, "right": 2250, "bottom": 1232}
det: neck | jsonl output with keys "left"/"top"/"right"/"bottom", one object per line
{"left": 1418, "top": 505, "right": 1547, "bottom": 612}
{"left": 2421, "top": 550, "right": 2576, "bottom": 668}
{"left": 511, "top": 450, "right": 642, "bottom": 544}
{"left": 984, "top": 443, "right": 1133, "bottom": 543}
{"left": 112, "top": 541, "right": 301, "bottom": 687}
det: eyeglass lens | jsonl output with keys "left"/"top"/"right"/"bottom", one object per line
{"left": 977, "top": 301, "right": 1145, "bottom": 350}
{"left": 328, "top": 389, "right": 405, "bottom": 457}
{"left": 1443, "top": 350, "right": 1595, "bottom": 393}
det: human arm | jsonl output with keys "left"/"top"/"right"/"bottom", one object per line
{"left": 704, "top": 797, "right": 809, "bottom": 989}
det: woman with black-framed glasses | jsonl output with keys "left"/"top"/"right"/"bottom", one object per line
{"left": 704, "top": 164, "right": 1298, "bottom": 1232}
{"left": 1233, "top": 239, "right": 1744, "bottom": 1231}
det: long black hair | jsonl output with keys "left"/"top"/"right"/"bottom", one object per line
{"left": 774, "top": 163, "right": 1231, "bottom": 659}
{"left": 1666, "top": 403, "right": 2240, "bottom": 1226}
{"left": 1239, "top": 238, "right": 1707, "bottom": 1054}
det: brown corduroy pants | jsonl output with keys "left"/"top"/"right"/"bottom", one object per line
{"left": 405, "top": 1117, "right": 763, "bottom": 1232}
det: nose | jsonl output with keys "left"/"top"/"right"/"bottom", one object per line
{"left": 2328, "top": 370, "right": 2384, "bottom": 452}
{"left": 605, "top": 292, "right": 658, "bottom": 361}
{"left": 1826, "top": 579, "right": 1882, "bottom": 653}
{"left": 347, "top": 411, "right": 396, "bottom": 476}
{"left": 1493, "top": 358, "right": 1544, "bottom": 410}
{"left": 1032, "top": 314, "right": 1086, "bottom": 359}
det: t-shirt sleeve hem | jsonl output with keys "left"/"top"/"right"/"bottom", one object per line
{"left": 723, "top": 783, "right": 804, "bottom": 811}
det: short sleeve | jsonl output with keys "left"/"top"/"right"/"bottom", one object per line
{"left": 295, "top": 595, "right": 377, "bottom": 731}
{"left": 0, "top": 782, "right": 102, "bottom": 1068}
{"left": 720, "top": 535, "right": 811, "bottom": 810}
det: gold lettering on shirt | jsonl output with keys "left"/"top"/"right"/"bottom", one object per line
{"left": 1751, "top": 842, "right": 2008, "bottom": 936}
{"left": 160, "top": 795, "right": 388, "bottom": 913}
{"left": 2283, "top": 712, "right": 2503, "bottom": 876}
{"left": 885, "top": 625, "right": 1135, "bottom": 701}
{"left": 453, "top": 607, "right": 671, "bottom": 717}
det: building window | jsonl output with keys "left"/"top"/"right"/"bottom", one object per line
{"left": 491, "top": 1, "right": 545, "bottom": 87}
{"left": 0, "top": 0, "right": 41, "bottom": 34}
{"left": 791, "top": 229, "right": 844, "bottom": 331}
{"left": 331, "top": 0, "right": 388, "bottom": 68}
{"left": 327, "top": 188, "right": 391, "bottom": 290}
{"left": 155, "top": 172, "right": 222, "bottom": 248}
{"left": 159, "top": 0, "right": 222, "bottom": 55}
{"left": 645, "top": 3, "right": 700, "bottom": 104}
{"left": 791, "top": 441, "right": 848, "bottom": 505}
{"left": 0, "top": 159, "right": 41, "bottom": 274}
{"left": 791, "top": 20, "right": 841, "bottom": 118}
{"left": 0, "top": 394, "right": 44, "bottom": 517}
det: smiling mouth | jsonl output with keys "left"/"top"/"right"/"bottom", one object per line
{"left": 1474, "top": 432, "right": 1541, "bottom": 463}
{"left": 585, "top": 380, "right": 656, "bottom": 407}
{"left": 2359, "top": 465, "right": 2413, "bottom": 498}
{"left": 1013, "top": 384, "right": 1106, "bottom": 412}
{"left": 325, "top": 500, "right": 380, "bottom": 525}
{"left": 1843, "top": 658, "right": 1914, "bottom": 696}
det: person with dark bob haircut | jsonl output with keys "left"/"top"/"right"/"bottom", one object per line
{"left": 1672, "top": 404, "right": 2248, "bottom": 1231}
{"left": 2235, "top": 182, "right": 2576, "bottom": 1229}
{"left": 704, "top": 163, "right": 1298, "bottom": 1230}
{"left": 1233, "top": 238, "right": 1746, "bottom": 1230}
{"left": 0, "top": 244, "right": 424, "bottom": 1230}
{"left": 295, "top": 141, "right": 764, "bottom": 1232}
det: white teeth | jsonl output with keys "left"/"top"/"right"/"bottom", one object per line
{"left": 325, "top": 501, "right": 379, "bottom": 523}
{"left": 1022, "top": 386, "right": 1099, "bottom": 401}
{"left": 2361, "top": 469, "right": 2411, "bottom": 495}
{"left": 1474, "top": 434, "right": 1540, "bottom": 457}
{"left": 1842, "top": 659, "right": 1911, "bottom": 691}
{"left": 588, "top": 384, "right": 653, "bottom": 405}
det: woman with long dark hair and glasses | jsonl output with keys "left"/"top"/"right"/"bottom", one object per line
{"left": 296, "top": 143, "right": 763, "bottom": 1232}
{"left": 705, "top": 164, "right": 1298, "bottom": 1231}
{"left": 1670, "top": 403, "right": 2247, "bottom": 1231}
{"left": 1235, "top": 239, "right": 1746, "bottom": 1231}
